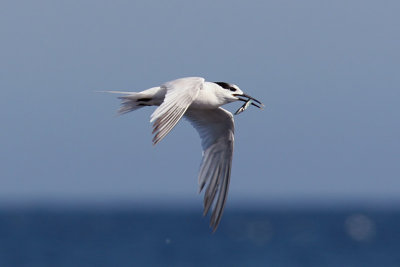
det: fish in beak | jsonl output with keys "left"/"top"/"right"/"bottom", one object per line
{"left": 233, "top": 93, "right": 264, "bottom": 115}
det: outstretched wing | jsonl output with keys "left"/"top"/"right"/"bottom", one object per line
{"left": 150, "top": 77, "right": 204, "bottom": 145}
{"left": 185, "top": 107, "right": 235, "bottom": 231}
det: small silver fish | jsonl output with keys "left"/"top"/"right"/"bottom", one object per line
{"left": 234, "top": 99, "right": 253, "bottom": 115}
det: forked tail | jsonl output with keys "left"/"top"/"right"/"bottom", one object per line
{"left": 103, "top": 87, "right": 162, "bottom": 114}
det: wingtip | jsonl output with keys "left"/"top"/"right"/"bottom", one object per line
{"left": 210, "top": 221, "right": 219, "bottom": 233}
{"left": 152, "top": 137, "right": 159, "bottom": 146}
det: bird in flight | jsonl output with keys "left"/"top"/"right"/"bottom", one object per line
{"left": 106, "top": 77, "right": 263, "bottom": 231}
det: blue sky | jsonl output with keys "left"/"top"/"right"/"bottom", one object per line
{"left": 1, "top": 0, "right": 399, "bottom": 206}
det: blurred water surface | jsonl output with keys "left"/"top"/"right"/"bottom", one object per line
{"left": 0, "top": 206, "right": 399, "bottom": 267}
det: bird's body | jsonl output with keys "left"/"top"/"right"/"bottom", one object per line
{"left": 106, "top": 77, "right": 263, "bottom": 231}
{"left": 113, "top": 78, "right": 242, "bottom": 111}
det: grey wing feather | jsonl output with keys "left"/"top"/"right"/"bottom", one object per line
{"left": 185, "top": 107, "right": 234, "bottom": 231}
{"left": 150, "top": 77, "right": 204, "bottom": 145}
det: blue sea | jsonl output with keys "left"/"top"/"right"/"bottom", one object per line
{"left": 0, "top": 206, "right": 399, "bottom": 267}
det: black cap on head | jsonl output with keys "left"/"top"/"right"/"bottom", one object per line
{"left": 213, "top": 82, "right": 237, "bottom": 92}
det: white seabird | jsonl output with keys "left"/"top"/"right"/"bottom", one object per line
{"left": 106, "top": 77, "right": 263, "bottom": 231}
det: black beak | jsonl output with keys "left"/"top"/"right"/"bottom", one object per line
{"left": 233, "top": 93, "right": 264, "bottom": 109}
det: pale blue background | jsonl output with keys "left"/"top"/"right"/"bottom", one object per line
{"left": 1, "top": 0, "right": 399, "bottom": 207}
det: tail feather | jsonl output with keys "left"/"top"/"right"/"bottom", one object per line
{"left": 101, "top": 91, "right": 147, "bottom": 115}
{"left": 117, "top": 93, "right": 144, "bottom": 114}
{"left": 101, "top": 86, "right": 163, "bottom": 115}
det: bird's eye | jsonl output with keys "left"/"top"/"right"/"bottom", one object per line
{"left": 229, "top": 87, "right": 236, "bottom": 92}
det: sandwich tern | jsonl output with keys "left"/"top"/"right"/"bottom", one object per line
{"left": 106, "top": 77, "right": 263, "bottom": 231}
